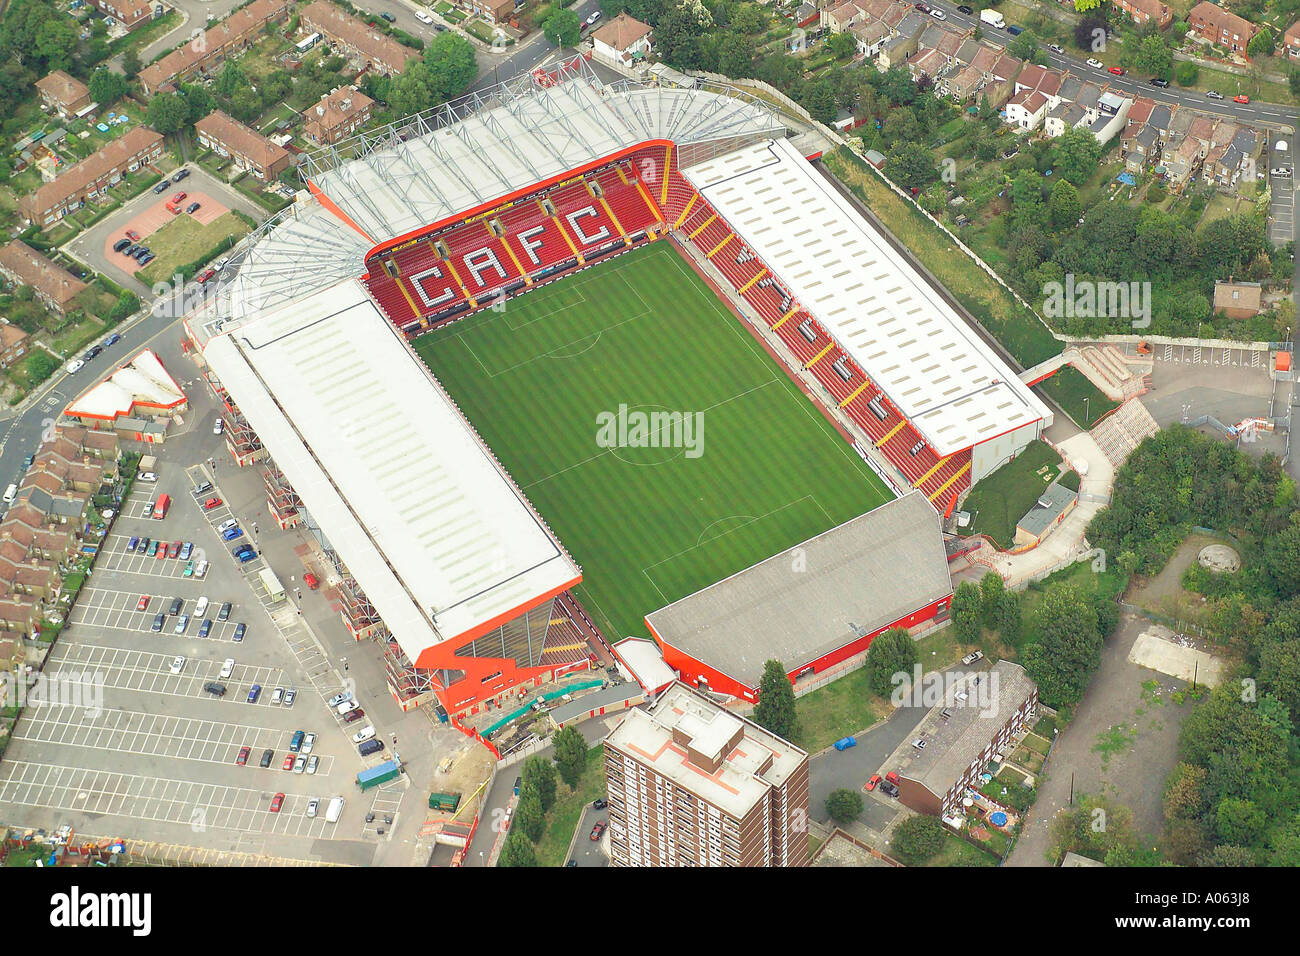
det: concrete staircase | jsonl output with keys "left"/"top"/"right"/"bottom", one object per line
{"left": 1089, "top": 398, "right": 1160, "bottom": 468}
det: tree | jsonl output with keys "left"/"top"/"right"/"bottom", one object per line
{"left": 1048, "top": 178, "right": 1082, "bottom": 231}
{"left": 824, "top": 788, "right": 863, "bottom": 824}
{"left": 23, "top": 350, "right": 58, "bottom": 386}
{"left": 1074, "top": 14, "right": 1107, "bottom": 53}
{"left": 827, "top": 31, "right": 857, "bottom": 60}
{"left": 891, "top": 815, "right": 946, "bottom": 865}
{"left": 521, "top": 754, "right": 558, "bottom": 812}
{"left": 35, "top": 18, "right": 76, "bottom": 73}
{"left": 885, "top": 142, "right": 938, "bottom": 190}
{"left": 1134, "top": 34, "right": 1172, "bottom": 81}
{"left": 951, "top": 580, "right": 982, "bottom": 644}
{"left": 544, "top": 9, "right": 581, "bottom": 47}
{"left": 718, "top": 33, "right": 753, "bottom": 78}
{"left": 979, "top": 571, "right": 1004, "bottom": 625}
{"left": 994, "top": 590, "right": 1022, "bottom": 642}
{"left": 1247, "top": 27, "right": 1275, "bottom": 60}
{"left": 216, "top": 60, "right": 249, "bottom": 100}
{"left": 1290, "top": 69, "right": 1300, "bottom": 99}
{"left": 498, "top": 830, "right": 538, "bottom": 866}
{"left": 423, "top": 30, "right": 478, "bottom": 101}
{"left": 1055, "top": 126, "right": 1102, "bottom": 186}
{"left": 228, "top": 85, "right": 264, "bottom": 124}
{"left": 864, "top": 627, "right": 918, "bottom": 698}
{"left": 1048, "top": 794, "right": 1137, "bottom": 864}
{"left": 122, "top": 49, "right": 142, "bottom": 79}
{"left": 1176, "top": 61, "right": 1199, "bottom": 87}
{"left": 753, "top": 659, "right": 798, "bottom": 741}
{"left": 1021, "top": 582, "right": 1101, "bottom": 709}
{"left": 146, "top": 93, "right": 190, "bottom": 135}
{"left": 88, "top": 69, "right": 129, "bottom": 108}
{"left": 514, "top": 788, "right": 545, "bottom": 842}
{"left": 553, "top": 725, "right": 588, "bottom": 789}
{"left": 1008, "top": 29, "right": 1038, "bottom": 62}
{"left": 803, "top": 78, "right": 836, "bottom": 125}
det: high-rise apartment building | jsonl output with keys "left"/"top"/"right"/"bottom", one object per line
{"left": 603, "top": 682, "right": 810, "bottom": 867}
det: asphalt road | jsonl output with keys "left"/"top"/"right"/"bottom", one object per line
{"left": 925, "top": 0, "right": 1296, "bottom": 128}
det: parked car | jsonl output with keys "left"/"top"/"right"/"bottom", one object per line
{"left": 879, "top": 780, "right": 900, "bottom": 797}
{"left": 1108, "top": 66, "right": 1125, "bottom": 76}
{"left": 1086, "top": 58, "right": 1103, "bottom": 69}
{"left": 284, "top": 688, "right": 296, "bottom": 707}
{"left": 415, "top": 9, "right": 433, "bottom": 23}
{"left": 179, "top": 542, "right": 193, "bottom": 560}
{"left": 204, "top": 497, "right": 223, "bottom": 510}
{"left": 833, "top": 736, "right": 857, "bottom": 751}
{"left": 236, "top": 746, "right": 250, "bottom": 766}
{"left": 269, "top": 793, "right": 284, "bottom": 813}
{"left": 186, "top": 202, "right": 201, "bottom": 214}
{"left": 302, "top": 732, "right": 315, "bottom": 753}
{"left": 248, "top": 684, "right": 262, "bottom": 704}
{"left": 929, "top": 7, "right": 945, "bottom": 18}
{"left": 124, "top": 230, "right": 140, "bottom": 242}
{"left": 293, "top": 755, "right": 307, "bottom": 774}
{"left": 65, "top": 359, "right": 84, "bottom": 374}
{"left": 1047, "top": 43, "right": 1063, "bottom": 53}
{"left": 169, "top": 656, "right": 184, "bottom": 674}
{"left": 183, "top": 561, "right": 194, "bottom": 577}
{"left": 956, "top": 3, "right": 973, "bottom": 11}
{"left": 219, "top": 657, "right": 234, "bottom": 678}
{"left": 196, "top": 268, "right": 216, "bottom": 284}
{"left": 912, "top": 738, "right": 927, "bottom": 750}
{"left": 961, "top": 650, "right": 984, "bottom": 665}
{"left": 172, "top": 168, "right": 190, "bottom": 182}
{"left": 351, "top": 725, "right": 376, "bottom": 743}
{"left": 151, "top": 613, "right": 165, "bottom": 632}
{"left": 153, "top": 181, "right": 170, "bottom": 194}
{"left": 1006, "top": 23, "right": 1023, "bottom": 35}
{"left": 233, "top": 623, "right": 246, "bottom": 642}
{"left": 586, "top": 11, "right": 601, "bottom": 25}
{"left": 83, "top": 345, "right": 102, "bottom": 361}
{"left": 218, "top": 601, "right": 232, "bottom": 622}
{"left": 1234, "top": 94, "right": 1250, "bottom": 103}
{"left": 234, "top": 544, "right": 256, "bottom": 562}
{"left": 282, "top": 753, "right": 295, "bottom": 771}
{"left": 1272, "top": 167, "right": 1293, "bottom": 177}
{"left": 1150, "top": 77, "right": 1169, "bottom": 87}
{"left": 1206, "top": 90, "right": 1224, "bottom": 99}
{"left": 194, "top": 480, "right": 213, "bottom": 496}
{"left": 137, "top": 471, "right": 157, "bottom": 483}
{"left": 327, "top": 692, "right": 352, "bottom": 708}
{"left": 213, "top": 417, "right": 225, "bottom": 435}
{"left": 342, "top": 707, "right": 365, "bottom": 723}
{"left": 174, "top": 614, "right": 189, "bottom": 634}
{"left": 866, "top": 774, "right": 881, "bottom": 791}
{"left": 592, "top": 797, "right": 607, "bottom": 810}
{"left": 259, "top": 748, "right": 274, "bottom": 768}
{"left": 381, "top": 10, "right": 395, "bottom": 21}
{"left": 198, "top": 619, "right": 212, "bottom": 638}
{"left": 170, "top": 191, "right": 187, "bottom": 203}
{"left": 136, "top": 594, "right": 150, "bottom": 611}
{"left": 113, "top": 238, "right": 131, "bottom": 253}
{"left": 139, "top": 253, "right": 155, "bottom": 265}
{"left": 127, "top": 536, "right": 140, "bottom": 552}
{"left": 913, "top": 1, "right": 930, "bottom": 9}
{"left": 590, "top": 821, "right": 607, "bottom": 841}
{"left": 306, "top": 754, "right": 319, "bottom": 774}
{"left": 289, "top": 729, "right": 304, "bottom": 752}
{"left": 306, "top": 797, "right": 320, "bottom": 817}
{"left": 167, "top": 541, "right": 182, "bottom": 558}
{"left": 104, "top": 332, "right": 120, "bottom": 347}
{"left": 203, "top": 681, "right": 227, "bottom": 696}
{"left": 304, "top": 572, "right": 319, "bottom": 589}
{"left": 222, "top": 526, "right": 244, "bottom": 541}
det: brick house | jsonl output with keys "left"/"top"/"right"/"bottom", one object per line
{"left": 0, "top": 242, "right": 88, "bottom": 316}
{"left": 19, "top": 127, "right": 164, "bottom": 227}
{"left": 35, "top": 71, "right": 93, "bottom": 119}
{"left": 1213, "top": 280, "right": 1263, "bottom": 318}
{"left": 138, "top": 0, "right": 290, "bottom": 94}
{"left": 591, "top": 13, "right": 654, "bottom": 69}
{"left": 299, "top": 1, "right": 418, "bottom": 76}
{"left": 302, "top": 87, "right": 375, "bottom": 146}
{"left": 92, "top": 0, "right": 164, "bottom": 32}
{"left": 468, "top": 0, "right": 516, "bottom": 24}
{"left": 1286, "top": 20, "right": 1300, "bottom": 58}
{"left": 1188, "top": 2, "right": 1258, "bottom": 55}
{"left": 0, "top": 323, "right": 30, "bottom": 370}
{"left": 1112, "top": 0, "right": 1173, "bottom": 30}
{"left": 196, "top": 110, "right": 292, "bottom": 180}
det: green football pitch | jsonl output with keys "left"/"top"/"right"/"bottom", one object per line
{"left": 413, "top": 241, "right": 893, "bottom": 642}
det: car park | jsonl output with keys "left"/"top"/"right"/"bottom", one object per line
{"left": 218, "top": 601, "right": 232, "bottom": 621}
{"left": 236, "top": 746, "right": 250, "bottom": 766}
{"left": 260, "top": 748, "right": 274, "bottom": 768}
{"left": 198, "top": 619, "right": 212, "bottom": 638}
{"left": 284, "top": 689, "right": 297, "bottom": 707}
{"left": 136, "top": 595, "right": 150, "bottom": 611}
{"left": 151, "top": 613, "right": 165, "bottom": 631}
{"left": 169, "top": 656, "right": 184, "bottom": 674}
{"left": 282, "top": 753, "right": 295, "bottom": 771}
{"left": 186, "top": 202, "right": 200, "bottom": 214}
{"left": 174, "top": 614, "right": 189, "bottom": 634}
{"left": 270, "top": 793, "right": 284, "bottom": 813}
{"left": 248, "top": 684, "right": 261, "bottom": 703}
{"left": 232, "top": 623, "right": 246, "bottom": 642}
{"left": 306, "top": 797, "right": 320, "bottom": 817}
{"left": 306, "top": 755, "right": 319, "bottom": 774}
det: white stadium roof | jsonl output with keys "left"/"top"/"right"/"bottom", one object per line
{"left": 301, "top": 58, "right": 785, "bottom": 245}
{"left": 683, "top": 138, "right": 1052, "bottom": 458}
{"left": 66, "top": 349, "right": 185, "bottom": 421}
{"left": 202, "top": 279, "right": 580, "bottom": 665}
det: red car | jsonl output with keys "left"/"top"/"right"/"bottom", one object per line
{"left": 1233, "top": 94, "right": 1250, "bottom": 104}
{"left": 171, "top": 192, "right": 187, "bottom": 203}
{"left": 282, "top": 753, "right": 296, "bottom": 771}
{"left": 236, "top": 746, "right": 250, "bottom": 766}
{"left": 885, "top": 771, "right": 901, "bottom": 785}
{"left": 304, "top": 572, "right": 320, "bottom": 590}
{"left": 136, "top": 595, "right": 150, "bottom": 611}
{"left": 196, "top": 268, "right": 216, "bottom": 283}
{"left": 167, "top": 541, "right": 183, "bottom": 559}
{"left": 866, "top": 774, "right": 881, "bottom": 791}
{"left": 342, "top": 707, "right": 365, "bottom": 723}
{"left": 1108, "top": 66, "right": 1125, "bottom": 76}
{"left": 269, "top": 793, "right": 284, "bottom": 813}
{"left": 155, "top": 542, "right": 168, "bottom": 559}
{"left": 125, "top": 229, "right": 141, "bottom": 242}
{"left": 203, "top": 497, "right": 223, "bottom": 510}
{"left": 590, "top": 821, "right": 607, "bottom": 841}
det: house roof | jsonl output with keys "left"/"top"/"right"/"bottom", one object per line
{"left": 1213, "top": 280, "right": 1262, "bottom": 313}
{"left": 139, "top": 0, "right": 288, "bottom": 90}
{"left": 1126, "top": 98, "right": 1155, "bottom": 128}
{"left": 0, "top": 241, "right": 87, "bottom": 308}
{"left": 1016, "top": 482, "right": 1077, "bottom": 537}
{"left": 0, "top": 323, "right": 30, "bottom": 348}
{"left": 64, "top": 349, "right": 186, "bottom": 421}
{"left": 304, "top": 86, "right": 375, "bottom": 133}
{"left": 646, "top": 492, "right": 952, "bottom": 689}
{"left": 35, "top": 70, "right": 90, "bottom": 107}
{"left": 300, "top": 0, "right": 418, "bottom": 71}
{"left": 195, "top": 110, "right": 290, "bottom": 171}
{"left": 592, "top": 12, "right": 652, "bottom": 50}
{"left": 23, "top": 127, "right": 163, "bottom": 215}
{"left": 1189, "top": 1, "right": 1258, "bottom": 40}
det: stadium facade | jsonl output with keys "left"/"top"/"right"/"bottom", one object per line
{"left": 187, "top": 58, "right": 1046, "bottom": 717}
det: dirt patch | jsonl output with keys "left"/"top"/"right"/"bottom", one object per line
{"left": 1126, "top": 532, "right": 1220, "bottom": 613}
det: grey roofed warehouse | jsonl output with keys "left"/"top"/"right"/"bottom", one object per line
{"left": 645, "top": 490, "right": 953, "bottom": 699}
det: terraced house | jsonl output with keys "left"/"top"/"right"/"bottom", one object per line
{"left": 299, "top": 1, "right": 418, "bottom": 76}
{"left": 1188, "top": 1, "right": 1258, "bottom": 55}
{"left": 1111, "top": 0, "right": 1172, "bottom": 30}
{"left": 18, "top": 127, "right": 165, "bottom": 227}
{"left": 302, "top": 87, "right": 375, "bottom": 146}
{"left": 35, "top": 71, "right": 93, "bottom": 120}
{"left": 0, "top": 242, "right": 88, "bottom": 316}
{"left": 92, "top": 0, "right": 166, "bottom": 32}
{"left": 137, "top": 0, "right": 291, "bottom": 95}
{"left": 196, "top": 110, "right": 292, "bottom": 180}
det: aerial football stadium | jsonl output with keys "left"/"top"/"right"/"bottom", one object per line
{"left": 187, "top": 58, "right": 1051, "bottom": 719}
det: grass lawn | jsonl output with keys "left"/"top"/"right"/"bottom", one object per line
{"left": 136, "top": 212, "right": 252, "bottom": 285}
{"left": 921, "top": 829, "right": 998, "bottom": 866}
{"left": 415, "top": 241, "right": 892, "bottom": 641}
{"left": 794, "top": 670, "right": 884, "bottom": 754}
{"left": 822, "top": 149, "right": 1061, "bottom": 370}
{"left": 1183, "top": 62, "right": 1294, "bottom": 106}
{"left": 51, "top": 314, "right": 108, "bottom": 358}
{"left": 1019, "top": 560, "right": 1128, "bottom": 635}
{"left": 534, "top": 746, "right": 606, "bottom": 867}
{"left": 1035, "top": 365, "right": 1119, "bottom": 428}
{"left": 963, "top": 440, "right": 1066, "bottom": 548}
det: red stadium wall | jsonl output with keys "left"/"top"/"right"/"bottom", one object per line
{"left": 647, "top": 593, "right": 951, "bottom": 702}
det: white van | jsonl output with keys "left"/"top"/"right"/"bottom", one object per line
{"left": 2, "top": 484, "right": 16, "bottom": 505}
{"left": 351, "top": 725, "right": 376, "bottom": 743}
{"left": 325, "top": 796, "right": 344, "bottom": 823}
{"left": 219, "top": 658, "right": 235, "bottom": 679}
